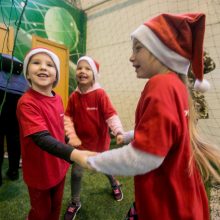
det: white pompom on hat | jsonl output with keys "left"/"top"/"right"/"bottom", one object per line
{"left": 77, "top": 56, "right": 100, "bottom": 81}
{"left": 23, "top": 47, "right": 60, "bottom": 88}
{"left": 131, "top": 13, "right": 210, "bottom": 93}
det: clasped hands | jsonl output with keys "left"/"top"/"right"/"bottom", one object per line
{"left": 69, "top": 134, "right": 124, "bottom": 169}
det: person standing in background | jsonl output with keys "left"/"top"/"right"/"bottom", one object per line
{"left": 0, "top": 57, "right": 29, "bottom": 186}
{"left": 64, "top": 56, "right": 125, "bottom": 220}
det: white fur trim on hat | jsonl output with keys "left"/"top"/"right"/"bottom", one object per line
{"left": 194, "top": 79, "right": 210, "bottom": 93}
{"left": 23, "top": 48, "right": 60, "bottom": 88}
{"left": 77, "top": 56, "right": 99, "bottom": 81}
{"left": 131, "top": 25, "right": 190, "bottom": 75}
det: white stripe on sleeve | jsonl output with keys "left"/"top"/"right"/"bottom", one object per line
{"left": 87, "top": 144, "right": 164, "bottom": 176}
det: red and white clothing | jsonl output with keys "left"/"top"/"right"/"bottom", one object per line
{"left": 17, "top": 88, "right": 69, "bottom": 189}
{"left": 88, "top": 72, "right": 209, "bottom": 220}
{"left": 65, "top": 83, "right": 123, "bottom": 152}
{"left": 133, "top": 72, "right": 209, "bottom": 220}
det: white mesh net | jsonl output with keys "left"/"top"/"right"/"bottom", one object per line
{"left": 80, "top": 0, "right": 220, "bottom": 145}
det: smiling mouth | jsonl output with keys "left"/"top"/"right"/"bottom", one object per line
{"left": 79, "top": 75, "right": 88, "bottom": 80}
{"left": 37, "top": 74, "right": 48, "bottom": 78}
{"left": 134, "top": 66, "right": 140, "bottom": 72}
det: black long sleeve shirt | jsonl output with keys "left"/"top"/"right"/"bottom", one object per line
{"left": 30, "top": 130, "right": 74, "bottom": 163}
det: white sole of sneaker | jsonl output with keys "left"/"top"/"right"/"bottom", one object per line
{"left": 72, "top": 205, "right": 81, "bottom": 220}
{"left": 116, "top": 191, "right": 123, "bottom": 202}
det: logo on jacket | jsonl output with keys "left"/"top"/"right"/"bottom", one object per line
{"left": 184, "top": 110, "right": 189, "bottom": 116}
{"left": 87, "top": 107, "right": 98, "bottom": 111}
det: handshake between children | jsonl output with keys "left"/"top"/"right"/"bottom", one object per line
{"left": 68, "top": 130, "right": 134, "bottom": 170}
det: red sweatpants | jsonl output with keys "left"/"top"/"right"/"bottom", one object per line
{"left": 27, "top": 177, "right": 65, "bottom": 220}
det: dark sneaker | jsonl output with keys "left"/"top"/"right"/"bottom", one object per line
{"left": 6, "top": 170, "right": 19, "bottom": 181}
{"left": 112, "top": 182, "right": 123, "bottom": 201}
{"left": 64, "top": 202, "right": 81, "bottom": 220}
{"left": 125, "top": 202, "right": 138, "bottom": 220}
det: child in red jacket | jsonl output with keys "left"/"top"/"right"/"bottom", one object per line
{"left": 17, "top": 48, "right": 95, "bottom": 220}
{"left": 64, "top": 56, "right": 125, "bottom": 220}
{"left": 83, "top": 13, "right": 220, "bottom": 220}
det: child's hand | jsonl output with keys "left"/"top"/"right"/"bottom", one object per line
{"left": 70, "top": 149, "right": 98, "bottom": 169}
{"left": 68, "top": 135, "right": 82, "bottom": 147}
{"left": 116, "top": 134, "right": 124, "bottom": 145}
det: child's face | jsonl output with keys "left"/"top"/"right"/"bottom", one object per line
{"left": 27, "top": 53, "right": 57, "bottom": 92}
{"left": 76, "top": 60, "right": 94, "bottom": 87}
{"left": 130, "top": 39, "right": 162, "bottom": 79}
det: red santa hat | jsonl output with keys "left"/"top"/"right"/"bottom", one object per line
{"left": 131, "top": 13, "right": 210, "bottom": 92}
{"left": 77, "top": 56, "right": 100, "bottom": 81}
{"left": 23, "top": 47, "right": 60, "bottom": 88}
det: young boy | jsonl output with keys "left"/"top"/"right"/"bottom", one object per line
{"left": 17, "top": 48, "right": 94, "bottom": 220}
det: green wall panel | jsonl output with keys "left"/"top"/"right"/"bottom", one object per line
{"left": 0, "top": 0, "right": 87, "bottom": 92}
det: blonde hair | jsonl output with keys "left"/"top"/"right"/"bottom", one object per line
{"left": 179, "top": 74, "right": 220, "bottom": 183}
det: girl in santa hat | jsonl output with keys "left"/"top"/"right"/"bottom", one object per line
{"left": 16, "top": 48, "right": 95, "bottom": 220}
{"left": 78, "top": 13, "right": 220, "bottom": 220}
{"left": 64, "top": 55, "right": 125, "bottom": 220}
